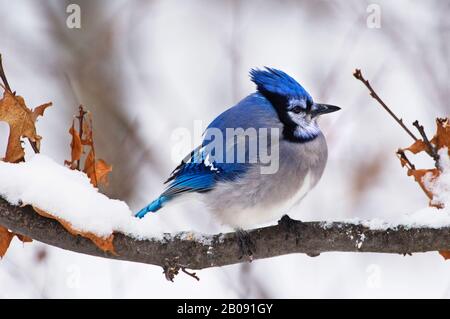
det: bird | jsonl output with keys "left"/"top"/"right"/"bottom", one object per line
{"left": 136, "top": 67, "right": 340, "bottom": 255}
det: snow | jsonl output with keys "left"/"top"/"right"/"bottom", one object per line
{"left": 324, "top": 149, "right": 450, "bottom": 231}
{"left": 356, "top": 233, "right": 366, "bottom": 249}
{"left": 425, "top": 148, "right": 450, "bottom": 208}
{"left": 0, "top": 0, "right": 449, "bottom": 298}
{"left": 1, "top": 150, "right": 450, "bottom": 242}
{"left": 0, "top": 155, "right": 163, "bottom": 240}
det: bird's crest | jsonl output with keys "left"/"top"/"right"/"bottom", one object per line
{"left": 249, "top": 67, "right": 312, "bottom": 101}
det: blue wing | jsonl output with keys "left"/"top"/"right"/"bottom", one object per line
{"left": 162, "top": 144, "right": 247, "bottom": 197}
{"left": 135, "top": 144, "right": 248, "bottom": 218}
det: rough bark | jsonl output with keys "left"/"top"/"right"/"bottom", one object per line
{"left": 1, "top": 198, "right": 449, "bottom": 271}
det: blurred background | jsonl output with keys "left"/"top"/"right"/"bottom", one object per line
{"left": 0, "top": 0, "right": 449, "bottom": 298}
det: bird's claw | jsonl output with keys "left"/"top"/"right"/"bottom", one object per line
{"left": 236, "top": 229, "right": 255, "bottom": 262}
{"left": 278, "top": 214, "right": 297, "bottom": 231}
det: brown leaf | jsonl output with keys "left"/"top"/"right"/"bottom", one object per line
{"left": 406, "top": 168, "right": 440, "bottom": 202}
{"left": 399, "top": 117, "right": 450, "bottom": 204}
{"left": 0, "top": 90, "right": 52, "bottom": 162}
{"left": 64, "top": 120, "right": 83, "bottom": 169}
{"left": 431, "top": 118, "right": 450, "bottom": 156}
{"left": 31, "top": 102, "right": 52, "bottom": 122}
{"left": 95, "top": 159, "right": 112, "bottom": 186}
{"left": 16, "top": 234, "right": 33, "bottom": 243}
{"left": 81, "top": 113, "right": 94, "bottom": 146}
{"left": 66, "top": 108, "right": 112, "bottom": 187}
{"left": 439, "top": 251, "right": 450, "bottom": 260}
{"left": 33, "top": 206, "right": 116, "bottom": 254}
{"left": 84, "top": 156, "right": 113, "bottom": 187}
{"left": 0, "top": 226, "right": 30, "bottom": 258}
{"left": 83, "top": 148, "right": 97, "bottom": 186}
{"left": 398, "top": 117, "right": 450, "bottom": 259}
{"left": 0, "top": 226, "right": 14, "bottom": 258}
{"left": 404, "top": 139, "right": 428, "bottom": 154}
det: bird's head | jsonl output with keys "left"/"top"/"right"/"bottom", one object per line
{"left": 250, "top": 67, "right": 340, "bottom": 142}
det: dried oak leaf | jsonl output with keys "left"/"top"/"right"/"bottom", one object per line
{"left": 65, "top": 110, "right": 112, "bottom": 187}
{"left": 83, "top": 149, "right": 112, "bottom": 187}
{"left": 431, "top": 118, "right": 450, "bottom": 155}
{"left": 81, "top": 125, "right": 112, "bottom": 187}
{"left": 64, "top": 120, "right": 82, "bottom": 169}
{"left": 0, "top": 226, "right": 14, "bottom": 258}
{"left": 0, "top": 90, "right": 52, "bottom": 163}
{"left": 83, "top": 148, "right": 97, "bottom": 185}
{"left": 406, "top": 168, "right": 440, "bottom": 202}
{"left": 399, "top": 117, "right": 450, "bottom": 203}
{"left": 0, "top": 226, "right": 32, "bottom": 258}
{"left": 33, "top": 206, "right": 116, "bottom": 254}
{"left": 94, "top": 159, "right": 113, "bottom": 186}
{"left": 404, "top": 139, "right": 428, "bottom": 154}
{"left": 439, "top": 251, "right": 450, "bottom": 260}
{"left": 399, "top": 117, "right": 450, "bottom": 259}
{"left": 16, "top": 234, "right": 33, "bottom": 243}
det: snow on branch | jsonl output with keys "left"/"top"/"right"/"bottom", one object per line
{"left": 3, "top": 197, "right": 450, "bottom": 276}
{"left": 1, "top": 153, "right": 450, "bottom": 279}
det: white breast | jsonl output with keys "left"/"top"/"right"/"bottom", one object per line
{"left": 214, "top": 170, "right": 314, "bottom": 229}
{"left": 279, "top": 170, "right": 313, "bottom": 211}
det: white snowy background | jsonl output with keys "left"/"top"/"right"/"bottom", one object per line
{"left": 0, "top": 0, "right": 449, "bottom": 298}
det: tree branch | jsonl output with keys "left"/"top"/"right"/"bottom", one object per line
{"left": 412, "top": 120, "right": 441, "bottom": 168}
{"left": 1, "top": 198, "right": 450, "bottom": 272}
{"left": 0, "top": 54, "right": 12, "bottom": 94}
{"left": 353, "top": 69, "right": 419, "bottom": 141}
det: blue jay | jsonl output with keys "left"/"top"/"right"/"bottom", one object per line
{"left": 136, "top": 67, "right": 339, "bottom": 253}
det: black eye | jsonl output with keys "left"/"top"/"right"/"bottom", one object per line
{"left": 291, "top": 106, "right": 302, "bottom": 114}
{"left": 306, "top": 100, "right": 313, "bottom": 112}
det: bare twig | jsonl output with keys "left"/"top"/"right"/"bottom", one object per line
{"left": 396, "top": 149, "right": 416, "bottom": 170}
{"left": 353, "top": 69, "right": 419, "bottom": 141}
{"left": 28, "top": 141, "right": 40, "bottom": 154}
{"left": 0, "top": 54, "right": 12, "bottom": 94}
{"left": 161, "top": 257, "right": 199, "bottom": 281}
{"left": 181, "top": 267, "right": 200, "bottom": 281}
{"left": 75, "top": 105, "right": 87, "bottom": 170}
{"left": 412, "top": 120, "right": 440, "bottom": 168}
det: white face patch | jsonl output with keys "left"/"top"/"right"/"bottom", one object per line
{"left": 286, "top": 99, "right": 320, "bottom": 140}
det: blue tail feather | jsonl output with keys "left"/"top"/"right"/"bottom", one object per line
{"left": 135, "top": 196, "right": 168, "bottom": 218}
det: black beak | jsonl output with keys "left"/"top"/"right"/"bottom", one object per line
{"left": 311, "top": 103, "right": 341, "bottom": 118}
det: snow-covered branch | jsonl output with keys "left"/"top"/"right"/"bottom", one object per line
{"left": 1, "top": 153, "right": 450, "bottom": 279}
{"left": 2, "top": 197, "right": 450, "bottom": 272}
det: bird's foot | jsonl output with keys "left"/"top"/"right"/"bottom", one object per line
{"left": 236, "top": 229, "right": 255, "bottom": 262}
{"left": 278, "top": 214, "right": 297, "bottom": 232}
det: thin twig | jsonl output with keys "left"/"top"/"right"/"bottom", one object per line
{"left": 162, "top": 257, "right": 199, "bottom": 282}
{"left": 0, "top": 54, "right": 12, "bottom": 93}
{"left": 412, "top": 120, "right": 440, "bottom": 168}
{"left": 75, "top": 105, "right": 87, "bottom": 170}
{"left": 28, "top": 141, "right": 40, "bottom": 154}
{"left": 396, "top": 149, "right": 415, "bottom": 170}
{"left": 353, "top": 69, "right": 418, "bottom": 141}
{"left": 181, "top": 267, "right": 200, "bottom": 281}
